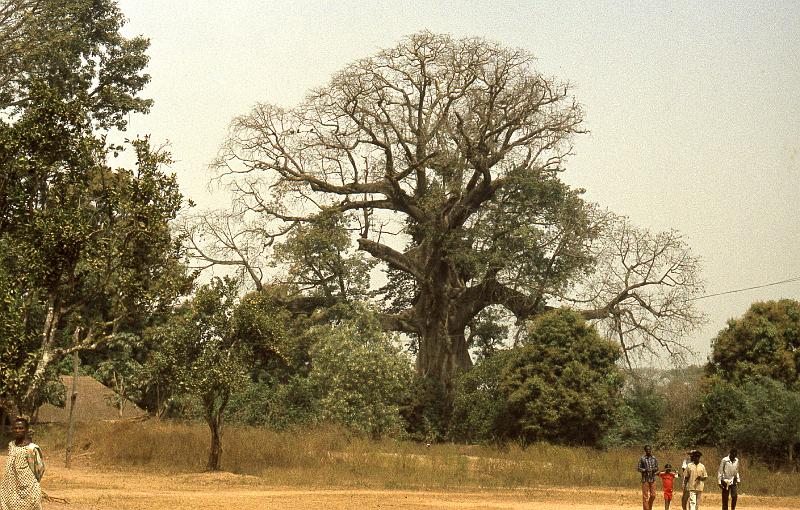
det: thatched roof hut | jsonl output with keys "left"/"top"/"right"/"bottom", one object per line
{"left": 36, "top": 376, "right": 147, "bottom": 423}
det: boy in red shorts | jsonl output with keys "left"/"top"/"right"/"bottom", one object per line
{"left": 658, "top": 464, "right": 678, "bottom": 510}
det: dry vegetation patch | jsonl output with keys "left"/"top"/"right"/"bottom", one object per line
{"left": 24, "top": 421, "right": 800, "bottom": 509}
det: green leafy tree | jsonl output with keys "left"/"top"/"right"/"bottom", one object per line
{"left": 307, "top": 305, "right": 414, "bottom": 438}
{"left": 0, "top": 0, "right": 152, "bottom": 127}
{"left": 451, "top": 309, "right": 623, "bottom": 445}
{"left": 188, "top": 32, "right": 704, "bottom": 395}
{"left": 0, "top": 0, "right": 184, "bottom": 415}
{"left": 687, "top": 301, "right": 800, "bottom": 463}
{"left": 0, "top": 127, "right": 187, "bottom": 414}
{"left": 708, "top": 299, "right": 800, "bottom": 389}
{"left": 726, "top": 377, "right": 800, "bottom": 463}
{"left": 223, "top": 288, "right": 316, "bottom": 429}
{"left": 146, "top": 278, "right": 247, "bottom": 471}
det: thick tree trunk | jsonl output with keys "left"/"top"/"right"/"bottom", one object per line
{"left": 414, "top": 255, "right": 473, "bottom": 393}
{"left": 416, "top": 326, "right": 472, "bottom": 393}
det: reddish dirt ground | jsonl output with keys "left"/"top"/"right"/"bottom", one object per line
{"left": 21, "top": 458, "right": 800, "bottom": 510}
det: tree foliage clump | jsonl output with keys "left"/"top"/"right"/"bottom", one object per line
{"left": 686, "top": 377, "right": 800, "bottom": 463}
{"left": 306, "top": 305, "right": 414, "bottom": 438}
{"left": 0, "top": 0, "right": 152, "bottom": 128}
{"left": 601, "top": 379, "right": 668, "bottom": 447}
{"left": 221, "top": 303, "right": 414, "bottom": 438}
{"left": 685, "top": 300, "right": 800, "bottom": 464}
{"left": 708, "top": 299, "right": 800, "bottom": 389}
{"left": 451, "top": 309, "right": 623, "bottom": 445}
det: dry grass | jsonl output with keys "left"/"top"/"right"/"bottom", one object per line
{"left": 32, "top": 421, "right": 800, "bottom": 497}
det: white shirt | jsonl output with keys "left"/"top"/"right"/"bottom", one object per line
{"left": 680, "top": 458, "right": 690, "bottom": 488}
{"left": 717, "top": 455, "right": 740, "bottom": 485}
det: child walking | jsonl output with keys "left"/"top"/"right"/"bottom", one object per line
{"left": 658, "top": 464, "right": 678, "bottom": 510}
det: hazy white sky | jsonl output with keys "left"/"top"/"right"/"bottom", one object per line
{"left": 116, "top": 0, "right": 800, "bottom": 362}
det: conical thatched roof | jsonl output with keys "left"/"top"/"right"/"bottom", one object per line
{"left": 36, "top": 376, "right": 147, "bottom": 423}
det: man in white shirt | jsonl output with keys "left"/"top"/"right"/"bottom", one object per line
{"left": 717, "top": 448, "right": 741, "bottom": 510}
{"left": 684, "top": 450, "right": 707, "bottom": 510}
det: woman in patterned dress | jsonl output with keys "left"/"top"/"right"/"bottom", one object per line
{"left": 0, "top": 417, "right": 44, "bottom": 510}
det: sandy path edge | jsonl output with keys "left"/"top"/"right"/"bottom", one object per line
{"left": 17, "top": 457, "right": 799, "bottom": 510}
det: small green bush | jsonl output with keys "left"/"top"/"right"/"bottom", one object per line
{"left": 451, "top": 309, "right": 623, "bottom": 445}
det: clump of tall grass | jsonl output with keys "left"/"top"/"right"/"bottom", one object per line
{"left": 34, "top": 421, "right": 800, "bottom": 497}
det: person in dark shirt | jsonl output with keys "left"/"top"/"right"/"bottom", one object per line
{"left": 638, "top": 444, "right": 659, "bottom": 510}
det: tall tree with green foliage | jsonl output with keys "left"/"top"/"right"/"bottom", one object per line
{"left": 686, "top": 300, "right": 800, "bottom": 463}
{"left": 187, "top": 32, "right": 704, "bottom": 393}
{"left": 0, "top": 126, "right": 187, "bottom": 414}
{"left": 0, "top": 0, "right": 188, "bottom": 415}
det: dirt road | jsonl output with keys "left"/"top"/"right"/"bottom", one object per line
{"left": 34, "top": 462, "right": 800, "bottom": 509}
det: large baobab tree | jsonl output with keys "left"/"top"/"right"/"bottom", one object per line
{"left": 188, "top": 32, "right": 704, "bottom": 390}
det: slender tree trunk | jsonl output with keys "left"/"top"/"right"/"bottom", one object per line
{"left": 207, "top": 417, "right": 222, "bottom": 471}
{"left": 155, "top": 383, "right": 163, "bottom": 420}
{"left": 204, "top": 392, "right": 230, "bottom": 471}
{"left": 21, "top": 296, "right": 61, "bottom": 415}
{"left": 65, "top": 351, "right": 80, "bottom": 469}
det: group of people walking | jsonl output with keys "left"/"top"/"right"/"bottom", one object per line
{"left": 638, "top": 444, "right": 741, "bottom": 510}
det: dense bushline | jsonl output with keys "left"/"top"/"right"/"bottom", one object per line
{"left": 49, "top": 297, "right": 800, "bottom": 471}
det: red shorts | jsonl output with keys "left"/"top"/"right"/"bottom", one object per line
{"left": 663, "top": 490, "right": 673, "bottom": 501}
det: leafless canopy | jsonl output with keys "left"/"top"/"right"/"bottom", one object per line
{"left": 566, "top": 215, "right": 705, "bottom": 367}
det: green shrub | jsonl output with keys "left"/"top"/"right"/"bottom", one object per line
{"left": 451, "top": 309, "right": 623, "bottom": 445}
{"left": 449, "top": 351, "right": 509, "bottom": 443}
{"left": 602, "top": 380, "right": 667, "bottom": 447}
{"left": 307, "top": 305, "right": 414, "bottom": 438}
{"left": 686, "top": 376, "right": 800, "bottom": 463}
